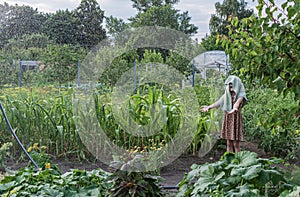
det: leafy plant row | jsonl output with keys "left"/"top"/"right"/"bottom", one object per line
{"left": 0, "top": 152, "right": 165, "bottom": 197}
{"left": 176, "top": 151, "right": 300, "bottom": 197}
{"left": 1, "top": 150, "right": 300, "bottom": 196}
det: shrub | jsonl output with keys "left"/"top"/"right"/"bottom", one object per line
{"left": 243, "top": 88, "right": 300, "bottom": 159}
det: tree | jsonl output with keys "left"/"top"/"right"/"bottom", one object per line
{"left": 74, "top": 0, "right": 107, "bottom": 48}
{"left": 131, "top": 0, "right": 179, "bottom": 12}
{"left": 41, "top": 44, "right": 87, "bottom": 84}
{"left": 220, "top": 0, "right": 299, "bottom": 98}
{"left": 105, "top": 16, "right": 130, "bottom": 38}
{"left": 200, "top": 35, "right": 224, "bottom": 51}
{"left": 129, "top": 0, "right": 197, "bottom": 36}
{"left": 4, "top": 33, "right": 53, "bottom": 50}
{"left": 0, "top": 3, "right": 47, "bottom": 48}
{"left": 201, "top": 0, "right": 253, "bottom": 51}
{"left": 209, "top": 0, "right": 253, "bottom": 36}
{"left": 43, "top": 9, "right": 79, "bottom": 45}
{"left": 0, "top": 2, "right": 10, "bottom": 25}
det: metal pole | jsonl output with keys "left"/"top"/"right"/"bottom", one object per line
{"left": 192, "top": 63, "right": 195, "bottom": 87}
{"left": 19, "top": 61, "right": 22, "bottom": 87}
{"left": 134, "top": 61, "right": 137, "bottom": 91}
{"left": 77, "top": 61, "right": 81, "bottom": 86}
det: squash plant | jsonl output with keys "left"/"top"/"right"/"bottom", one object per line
{"left": 176, "top": 151, "right": 294, "bottom": 197}
{"left": 0, "top": 167, "right": 110, "bottom": 196}
{"left": 107, "top": 154, "right": 166, "bottom": 197}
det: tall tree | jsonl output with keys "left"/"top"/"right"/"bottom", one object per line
{"left": 43, "top": 9, "right": 79, "bottom": 45}
{"left": 131, "top": 0, "right": 179, "bottom": 12}
{"left": 0, "top": 2, "right": 11, "bottom": 25}
{"left": 4, "top": 33, "right": 53, "bottom": 50}
{"left": 105, "top": 16, "right": 129, "bottom": 38}
{"left": 209, "top": 0, "right": 253, "bottom": 36}
{"left": 0, "top": 3, "right": 47, "bottom": 48}
{"left": 200, "top": 0, "right": 253, "bottom": 51}
{"left": 220, "top": 1, "right": 299, "bottom": 97}
{"left": 129, "top": 0, "right": 197, "bottom": 36}
{"left": 74, "top": 0, "right": 107, "bottom": 48}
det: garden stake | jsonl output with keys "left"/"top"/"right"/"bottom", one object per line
{"left": 0, "top": 101, "right": 40, "bottom": 170}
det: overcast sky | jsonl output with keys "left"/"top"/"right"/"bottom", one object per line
{"left": 1, "top": 0, "right": 285, "bottom": 40}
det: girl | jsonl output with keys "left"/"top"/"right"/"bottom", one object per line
{"left": 201, "top": 75, "right": 247, "bottom": 153}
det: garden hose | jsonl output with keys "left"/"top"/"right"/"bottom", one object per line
{"left": 0, "top": 102, "right": 40, "bottom": 169}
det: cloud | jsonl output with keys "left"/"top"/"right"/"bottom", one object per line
{"left": 99, "top": 0, "right": 136, "bottom": 20}
{"left": 3, "top": 0, "right": 80, "bottom": 12}
{"left": 174, "top": 0, "right": 220, "bottom": 38}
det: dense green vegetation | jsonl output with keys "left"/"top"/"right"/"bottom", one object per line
{"left": 177, "top": 151, "right": 300, "bottom": 197}
{"left": 0, "top": 0, "right": 299, "bottom": 196}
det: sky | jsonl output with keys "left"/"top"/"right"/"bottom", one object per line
{"left": 0, "top": 0, "right": 285, "bottom": 40}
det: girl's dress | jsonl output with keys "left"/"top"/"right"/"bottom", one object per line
{"left": 221, "top": 93, "right": 244, "bottom": 141}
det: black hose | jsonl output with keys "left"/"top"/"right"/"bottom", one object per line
{"left": 162, "top": 186, "right": 179, "bottom": 190}
{"left": 0, "top": 102, "right": 40, "bottom": 169}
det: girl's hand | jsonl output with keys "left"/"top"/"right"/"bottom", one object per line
{"left": 227, "top": 108, "right": 238, "bottom": 114}
{"left": 201, "top": 106, "right": 210, "bottom": 112}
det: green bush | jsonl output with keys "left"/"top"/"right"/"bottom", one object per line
{"left": 243, "top": 88, "right": 300, "bottom": 159}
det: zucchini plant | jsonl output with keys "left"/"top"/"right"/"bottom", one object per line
{"left": 176, "top": 151, "right": 295, "bottom": 197}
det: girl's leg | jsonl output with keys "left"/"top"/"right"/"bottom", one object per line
{"left": 233, "top": 140, "right": 241, "bottom": 153}
{"left": 226, "top": 140, "right": 234, "bottom": 152}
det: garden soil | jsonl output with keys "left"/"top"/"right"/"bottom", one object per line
{"left": 4, "top": 141, "right": 300, "bottom": 190}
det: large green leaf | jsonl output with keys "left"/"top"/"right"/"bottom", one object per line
{"left": 241, "top": 164, "right": 262, "bottom": 180}
{"left": 227, "top": 184, "right": 260, "bottom": 197}
{"left": 261, "top": 169, "right": 284, "bottom": 185}
{"left": 192, "top": 166, "right": 215, "bottom": 194}
{"left": 230, "top": 167, "right": 247, "bottom": 176}
{"left": 233, "top": 151, "right": 258, "bottom": 167}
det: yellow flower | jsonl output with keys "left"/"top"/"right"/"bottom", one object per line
{"left": 33, "top": 143, "right": 39, "bottom": 149}
{"left": 132, "top": 149, "right": 138, "bottom": 154}
{"left": 8, "top": 186, "right": 21, "bottom": 194}
{"left": 27, "top": 147, "right": 32, "bottom": 153}
{"left": 41, "top": 146, "right": 47, "bottom": 150}
{"left": 45, "top": 163, "right": 51, "bottom": 169}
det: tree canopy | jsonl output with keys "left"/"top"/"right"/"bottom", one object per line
{"left": 219, "top": 0, "right": 299, "bottom": 98}
{"left": 131, "top": 0, "right": 180, "bottom": 12}
{"left": 129, "top": 0, "right": 197, "bottom": 36}
{"left": 42, "top": 9, "right": 79, "bottom": 45}
{"left": 209, "top": 0, "right": 253, "bottom": 36}
{"left": 0, "top": 3, "right": 47, "bottom": 48}
{"left": 74, "top": 0, "right": 107, "bottom": 48}
{"left": 201, "top": 0, "right": 254, "bottom": 51}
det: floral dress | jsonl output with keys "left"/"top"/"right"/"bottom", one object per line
{"left": 221, "top": 93, "right": 244, "bottom": 141}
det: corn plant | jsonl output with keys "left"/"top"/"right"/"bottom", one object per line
{"left": 0, "top": 83, "right": 217, "bottom": 161}
{"left": 94, "top": 84, "right": 184, "bottom": 154}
